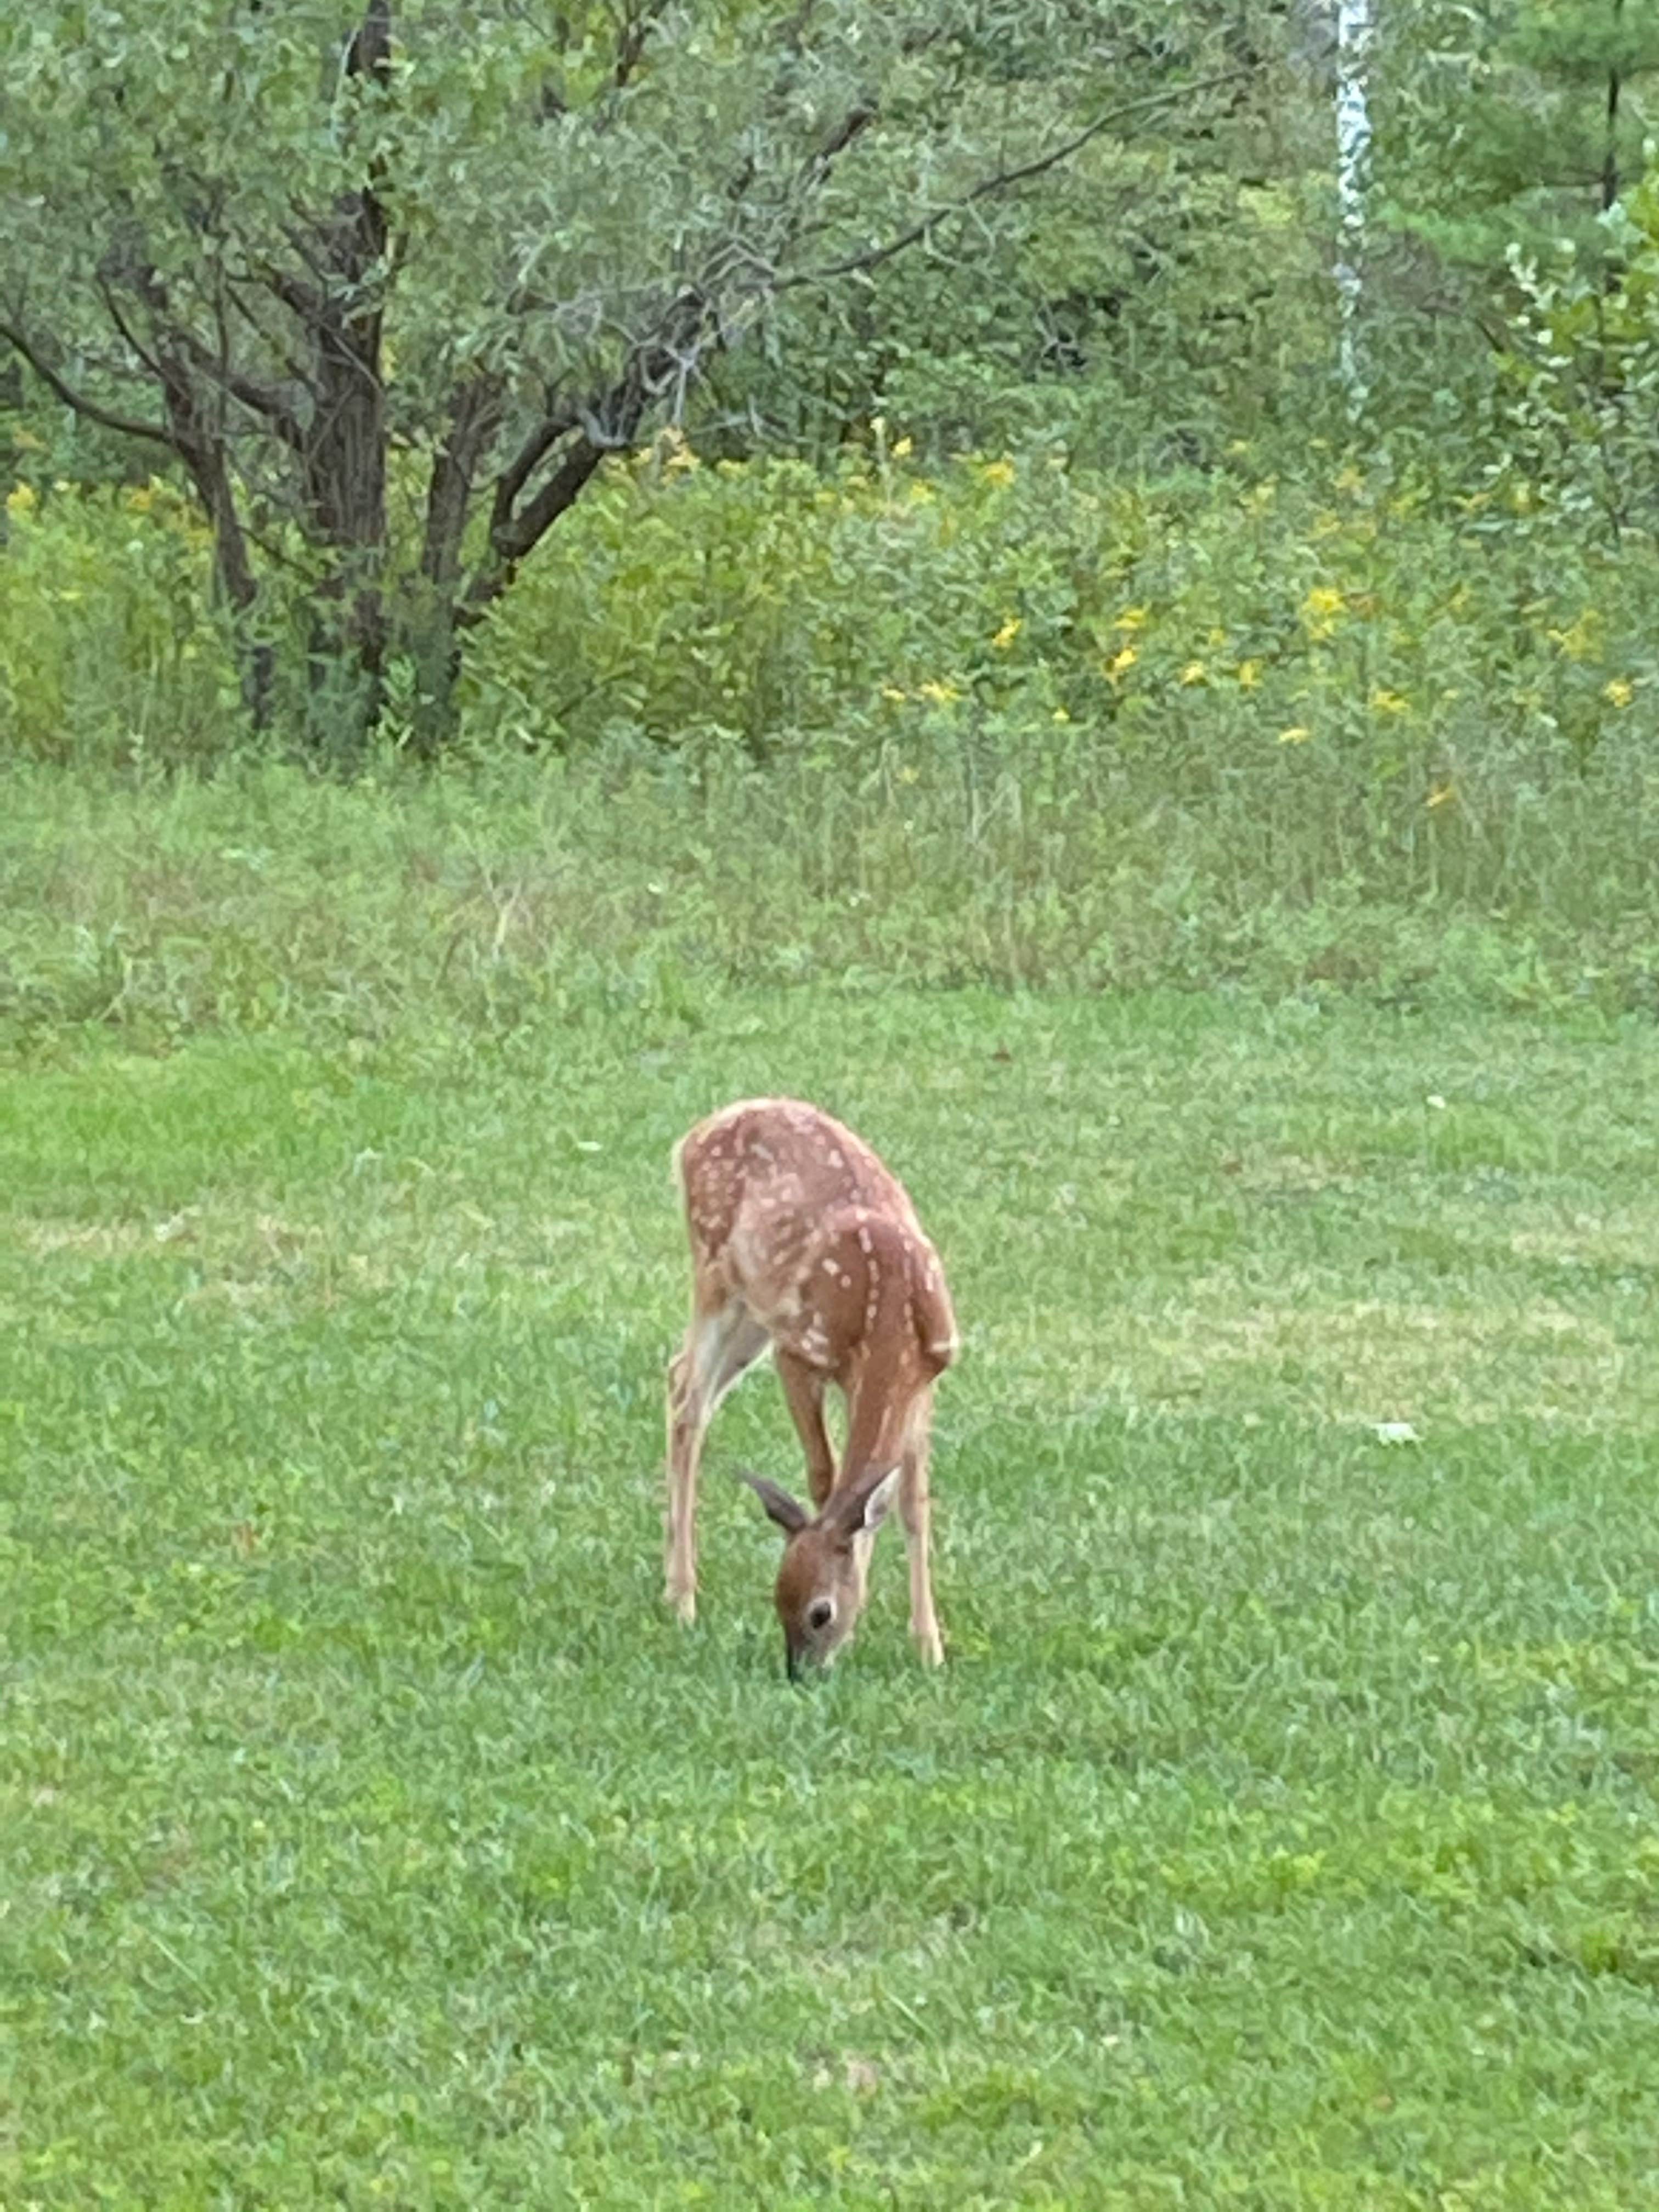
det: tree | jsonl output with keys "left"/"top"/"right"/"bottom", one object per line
{"left": 0, "top": 1, "right": 1274, "bottom": 752}
{"left": 1334, "top": 0, "right": 1376, "bottom": 415}
{"left": 1385, "top": 1, "right": 1659, "bottom": 279}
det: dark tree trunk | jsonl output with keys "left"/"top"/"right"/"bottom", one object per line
{"left": 156, "top": 351, "right": 274, "bottom": 730}
{"left": 291, "top": 1, "right": 393, "bottom": 755}
{"left": 397, "top": 373, "right": 505, "bottom": 752}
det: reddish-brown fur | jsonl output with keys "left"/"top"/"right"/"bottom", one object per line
{"left": 664, "top": 1098, "right": 957, "bottom": 1674}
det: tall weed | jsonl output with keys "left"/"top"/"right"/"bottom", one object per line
{"left": 3, "top": 442, "right": 1657, "bottom": 1025}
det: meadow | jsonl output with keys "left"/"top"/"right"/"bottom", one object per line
{"left": 3, "top": 758, "right": 1658, "bottom": 2207}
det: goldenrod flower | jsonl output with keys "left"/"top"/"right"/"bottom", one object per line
{"left": 890, "top": 436, "right": 913, "bottom": 460}
{"left": 1105, "top": 646, "right": 1138, "bottom": 681}
{"left": 1180, "top": 662, "right": 1207, "bottom": 687}
{"left": 980, "top": 459, "right": 1016, "bottom": 489}
{"left": 1115, "top": 605, "right": 1149, "bottom": 631}
{"left": 916, "top": 679, "right": 962, "bottom": 706}
{"left": 1603, "top": 677, "right": 1634, "bottom": 708}
{"left": 991, "top": 617, "right": 1023, "bottom": 651}
{"left": 1547, "top": 611, "right": 1599, "bottom": 661}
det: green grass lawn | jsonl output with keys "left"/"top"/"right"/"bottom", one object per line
{"left": 4, "top": 983, "right": 1658, "bottom": 2207}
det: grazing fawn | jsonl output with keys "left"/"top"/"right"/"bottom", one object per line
{"left": 665, "top": 1098, "right": 958, "bottom": 1677}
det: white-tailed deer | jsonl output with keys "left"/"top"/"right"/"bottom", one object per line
{"left": 665, "top": 1098, "right": 957, "bottom": 1677}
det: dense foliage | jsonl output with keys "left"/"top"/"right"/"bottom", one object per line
{"left": 1, "top": 2, "right": 1657, "bottom": 941}
{"left": 0, "top": 0, "right": 1287, "bottom": 743}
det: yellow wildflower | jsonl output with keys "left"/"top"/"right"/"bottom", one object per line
{"left": 1207, "top": 627, "right": 1229, "bottom": 648}
{"left": 1180, "top": 662, "right": 1207, "bottom": 686}
{"left": 1278, "top": 725, "right": 1312, "bottom": 745}
{"left": 1052, "top": 707, "right": 1071, "bottom": 724}
{"left": 916, "top": 679, "right": 962, "bottom": 706}
{"left": 1334, "top": 464, "right": 1365, "bottom": 494}
{"left": 1115, "top": 605, "right": 1149, "bottom": 631}
{"left": 5, "top": 481, "right": 38, "bottom": 517}
{"left": 979, "top": 459, "right": 1016, "bottom": 489}
{"left": 1604, "top": 678, "right": 1634, "bottom": 708}
{"left": 1301, "top": 585, "right": 1345, "bottom": 631}
{"left": 1370, "top": 687, "right": 1409, "bottom": 715}
{"left": 991, "top": 617, "right": 1023, "bottom": 651}
{"left": 1104, "top": 646, "right": 1138, "bottom": 681}
{"left": 1237, "top": 659, "right": 1262, "bottom": 690}
{"left": 1427, "top": 783, "right": 1456, "bottom": 809}
{"left": 880, "top": 686, "right": 909, "bottom": 704}
{"left": 890, "top": 436, "right": 913, "bottom": 460}
{"left": 896, "top": 764, "right": 919, "bottom": 785}
{"left": 1547, "top": 610, "right": 1599, "bottom": 661}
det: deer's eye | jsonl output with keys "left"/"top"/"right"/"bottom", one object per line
{"left": 807, "top": 1598, "right": 834, "bottom": 1632}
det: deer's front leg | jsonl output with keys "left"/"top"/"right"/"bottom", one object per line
{"left": 665, "top": 1302, "right": 770, "bottom": 1624}
{"left": 664, "top": 1340, "right": 703, "bottom": 1624}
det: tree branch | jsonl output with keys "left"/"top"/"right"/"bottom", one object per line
{"left": 0, "top": 321, "right": 178, "bottom": 449}
{"left": 461, "top": 289, "right": 711, "bottom": 622}
{"left": 775, "top": 65, "right": 1262, "bottom": 294}
{"left": 462, "top": 435, "right": 607, "bottom": 618}
{"left": 420, "top": 372, "right": 504, "bottom": 589}
{"left": 611, "top": 0, "right": 669, "bottom": 93}
{"left": 489, "top": 401, "right": 582, "bottom": 539}
{"left": 182, "top": 332, "right": 308, "bottom": 450}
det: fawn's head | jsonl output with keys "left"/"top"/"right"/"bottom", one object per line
{"left": 742, "top": 1465, "right": 901, "bottom": 1679}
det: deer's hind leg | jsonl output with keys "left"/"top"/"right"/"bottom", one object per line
{"left": 900, "top": 1389, "right": 944, "bottom": 1666}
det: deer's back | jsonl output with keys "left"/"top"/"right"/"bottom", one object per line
{"left": 675, "top": 1098, "right": 954, "bottom": 1377}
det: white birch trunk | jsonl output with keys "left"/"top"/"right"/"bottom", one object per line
{"left": 1335, "top": 0, "right": 1376, "bottom": 414}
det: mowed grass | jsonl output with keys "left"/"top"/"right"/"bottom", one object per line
{"left": 3, "top": 981, "right": 1659, "bottom": 2207}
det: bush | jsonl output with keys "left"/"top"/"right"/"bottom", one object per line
{"left": 0, "top": 475, "right": 239, "bottom": 764}
{"left": 3, "top": 433, "right": 1658, "bottom": 1017}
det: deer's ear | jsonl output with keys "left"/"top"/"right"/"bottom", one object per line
{"left": 740, "top": 1471, "right": 810, "bottom": 1536}
{"left": 826, "top": 1464, "right": 901, "bottom": 1541}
